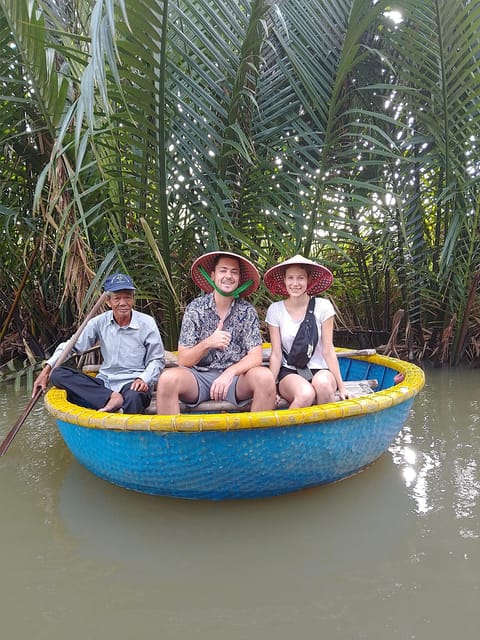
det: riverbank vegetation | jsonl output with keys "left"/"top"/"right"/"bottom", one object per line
{"left": 1, "top": 0, "right": 479, "bottom": 374}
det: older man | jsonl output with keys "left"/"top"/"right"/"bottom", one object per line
{"left": 33, "top": 273, "right": 165, "bottom": 413}
{"left": 156, "top": 251, "right": 276, "bottom": 414}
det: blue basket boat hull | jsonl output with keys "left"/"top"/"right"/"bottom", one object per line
{"left": 45, "top": 351, "right": 425, "bottom": 500}
{"left": 56, "top": 398, "right": 414, "bottom": 499}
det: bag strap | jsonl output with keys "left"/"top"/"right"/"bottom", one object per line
{"left": 282, "top": 297, "right": 316, "bottom": 361}
{"left": 306, "top": 296, "right": 316, "bottom": 315}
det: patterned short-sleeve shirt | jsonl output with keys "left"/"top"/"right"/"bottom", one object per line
{"left": 179, "top": 292, "right": 262, "bottom": 370}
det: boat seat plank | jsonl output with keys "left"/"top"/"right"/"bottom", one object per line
{"left": 145, "top": 379, "right": 378, "bottom": 415}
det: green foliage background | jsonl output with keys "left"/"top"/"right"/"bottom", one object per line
{"left": 0, "top": 0, "right": 479, "bottom": 369}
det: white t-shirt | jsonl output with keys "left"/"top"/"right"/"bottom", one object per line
{"left": 265, "top": 298, "right": 335, "bottom": 369}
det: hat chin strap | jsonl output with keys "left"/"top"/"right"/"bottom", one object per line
{"left": 199, "top": 267, "right": 252, "bottom": 299}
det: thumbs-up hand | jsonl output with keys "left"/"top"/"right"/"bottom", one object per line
{"left": 209, "top": 318, "right": 231, "bottom": 350}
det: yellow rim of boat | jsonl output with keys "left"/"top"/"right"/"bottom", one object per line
{"left": 44, "top": 351, "right": 425, "bottom": 433}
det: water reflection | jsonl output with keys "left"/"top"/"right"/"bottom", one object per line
{"left": 57, "top": 452, "right": 411, "bottom": 582}
{"left": 390, "top": 367, "right": 480, "bottom": 535}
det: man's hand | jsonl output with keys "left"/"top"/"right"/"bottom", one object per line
{"left": 209, "top": 369, "right": 235, "bottom": 401}
{"left": 208, "top": 319, "right": 231, "bottom": 350}
{"left": 32, "top": 365, "right": 51, "bottom": 397}
{"left": 130, "top": 378, "right": 148, "bottom": 393}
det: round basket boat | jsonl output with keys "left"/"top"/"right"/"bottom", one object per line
{"left": 44, "top": 349, "right": 425, "bottom": 500}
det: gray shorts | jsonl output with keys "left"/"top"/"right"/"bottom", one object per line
{"left": 181, "top": 367, "right": 251, "bottom": 408}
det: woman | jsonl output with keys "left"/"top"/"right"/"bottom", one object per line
{"left": 264, "top": 255, "right": 348, "bottom": 408}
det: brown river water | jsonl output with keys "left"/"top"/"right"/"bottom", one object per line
{"left": 0, "top": 366, "right": 479, "bottom": 639}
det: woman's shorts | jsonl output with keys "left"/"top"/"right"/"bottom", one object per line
{"left": 277, "top": 366, "right": 324, "bottom": 383}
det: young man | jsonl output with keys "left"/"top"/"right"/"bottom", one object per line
{"left": 32, "top": 273, "right": 165, "bottom": 413}
{"left": 156, "top": 251, "right": 276, "bottom": 414}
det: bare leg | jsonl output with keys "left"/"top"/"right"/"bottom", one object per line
{"left": 156, "top": 367, "right": 199, "bottom": 415}
{"left": 279, "top": 374, "right": 316, "bottom": 408}
{"left": 98, "top": 391, "right": 124, "bottom": 412}
{"left": 236, "top": 366, "right": 276, "bottom": 412}
{"left": 311, "top": 370, "right": 337, "bottom": 404}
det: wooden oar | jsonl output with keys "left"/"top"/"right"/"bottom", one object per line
{"left": 0, "top": 292, "right": 107, "bottom": 457}
{"left": 335, "top": 348, "right": 377, "bottom": 357}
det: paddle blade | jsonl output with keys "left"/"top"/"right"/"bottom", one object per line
{"left": 0, "top": 388, "right": 43, "bottom": 457}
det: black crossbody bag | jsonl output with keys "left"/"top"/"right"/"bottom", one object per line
{"left": 282, "top": 297, "right": 319, "bottom": 381}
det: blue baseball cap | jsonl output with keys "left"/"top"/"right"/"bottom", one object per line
{"left": 103, "top": 272, "right": 136, "bottom": 292}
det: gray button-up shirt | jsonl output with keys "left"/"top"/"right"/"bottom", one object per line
{"left": 179, "top": 292, "right": 262, "bottom": 370}
{"left": 47, "top": 309, "right": 165, "bottom": 391}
